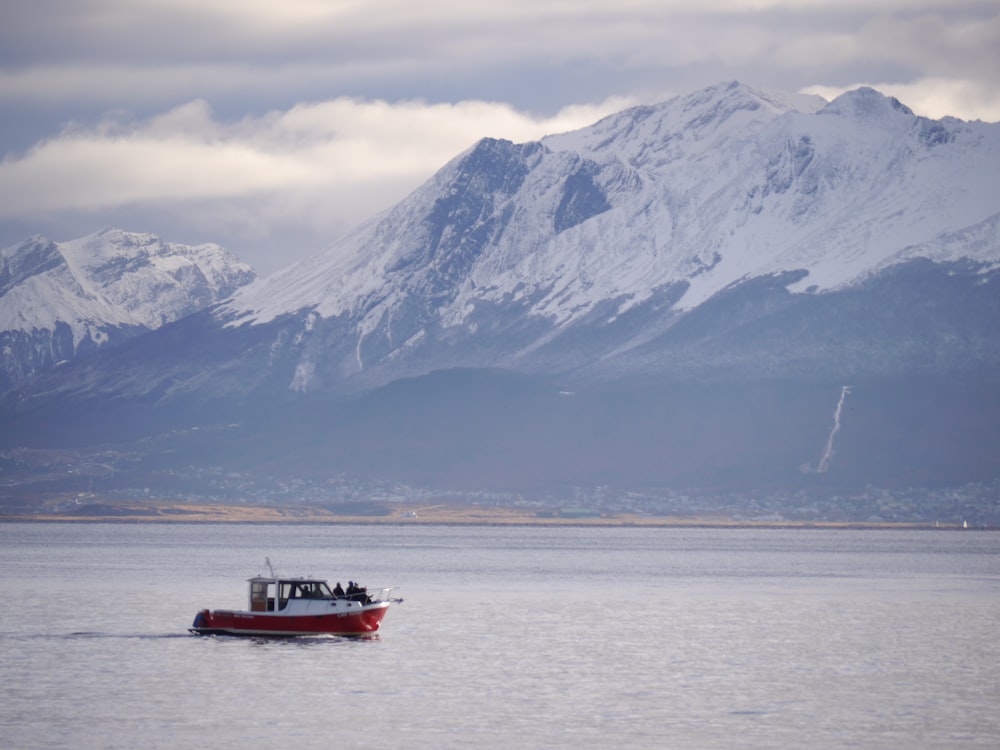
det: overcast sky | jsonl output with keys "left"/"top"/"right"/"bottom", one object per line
{"left": 2, "top": 0, "right": 997, "bottom": 274}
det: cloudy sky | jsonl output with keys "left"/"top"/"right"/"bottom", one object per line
{"left": 2, "top": 0, "right": 997, "bottom": 273}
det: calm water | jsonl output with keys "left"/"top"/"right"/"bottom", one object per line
{"left": 1, "top": 522, "right": 998, "bottom": 749}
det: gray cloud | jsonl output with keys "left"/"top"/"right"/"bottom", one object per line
{"left": 1, "top": 0, "right": 997, "bottom": 272}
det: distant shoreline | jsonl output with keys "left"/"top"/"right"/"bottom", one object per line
{"left": 0, "top": 500, "right": 977, "bottom": 530}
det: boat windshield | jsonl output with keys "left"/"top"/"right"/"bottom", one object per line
{"left": 279, "top": 581, "right": 333, "bottom": 600}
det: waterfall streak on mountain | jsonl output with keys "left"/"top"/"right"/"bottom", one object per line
{"left": 817, "top": 385, "right": 851, "bottom": 473}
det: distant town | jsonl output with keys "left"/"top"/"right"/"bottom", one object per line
{"left": 2, "top": 446, "right": 996, "bottom": 527}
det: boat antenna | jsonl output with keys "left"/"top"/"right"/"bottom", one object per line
{"left": 265, "top": 557, "right": 277, "bottom": 579}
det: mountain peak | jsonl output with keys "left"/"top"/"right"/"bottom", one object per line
{"left": 543, "top": 82, "right": 825, "bottom": 163}
{"left": 220, "top": 80, "right": 999, "bottom": 394}
{"left": 0, "top": 228, "right": 256, "bottom": 390}
{"left": 820, "top": 86, "right": 915, "bottom": 122}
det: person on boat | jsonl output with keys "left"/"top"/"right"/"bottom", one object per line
{"left": 347, "top": 582, "right": 370, "bottom": 603}
{"left": 333, "top": 582, "right": 345, "bottom": 598}
{"left": 344, "top": 581, "right": 361, "bottom": 602}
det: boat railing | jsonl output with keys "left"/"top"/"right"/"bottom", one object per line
{"left": 365, "top": 586, "right": 402, "bottom": 604}
{"left": 327, "top": 586, "right": 401, "bottom": 605}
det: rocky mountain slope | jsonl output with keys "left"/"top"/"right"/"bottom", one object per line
{"left": 207, "top": 82, "right": 998, "bottom": 394}
{"left": 0, "top": 228, "right": 255, "bottom": 390}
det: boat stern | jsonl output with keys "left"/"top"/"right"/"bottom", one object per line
{"left": 189, "top": 609, "right": 213, "bottom": 634}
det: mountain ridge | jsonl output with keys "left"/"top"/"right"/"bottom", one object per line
{"left": 0, "top": 228, "right": 256, "bottom": 391}
{"left": 198, "top": 82, "right": 999, "bottom": 396}
{"left": 1, "top": 81, "right": 998, "bottom": 499}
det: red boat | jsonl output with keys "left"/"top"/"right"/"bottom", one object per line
{"left": 190, "top": 565, "right": 400, "bottom": 637}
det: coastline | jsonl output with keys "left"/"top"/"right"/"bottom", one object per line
{"left": 0, "top": 499, "right": 974, "bottom": 529}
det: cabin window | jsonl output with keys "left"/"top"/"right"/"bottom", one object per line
{"left": 249, "top": 580, "right": 271, "bottom": 612}
{"left": 277, "top": 581, "right": 332, "bottom": 607}
{"left": 299, "top": 582, "right": 333, "bottom": 598}
{"left": 278, "top": 582, "right": 294, "bottom": 609}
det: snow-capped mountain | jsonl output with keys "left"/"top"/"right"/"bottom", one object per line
{"left": 0, "top": 228, "right": 255, "bottom": 390}
{"left": 214, "top": 81, "right": 998, "bottom": 392}
{"left": 2, "top": 82, "right": 998, "bottom": 494}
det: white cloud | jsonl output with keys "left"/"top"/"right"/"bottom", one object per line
{"left": 0, "top": 96, "right": 633, "bottom": 270}
{"left": 0, "top": 97, "right": 632, "bottom": 214}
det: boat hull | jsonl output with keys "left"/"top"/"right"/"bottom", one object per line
{"left": 189, "top": 602, "right": 389, "bottom": 637}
